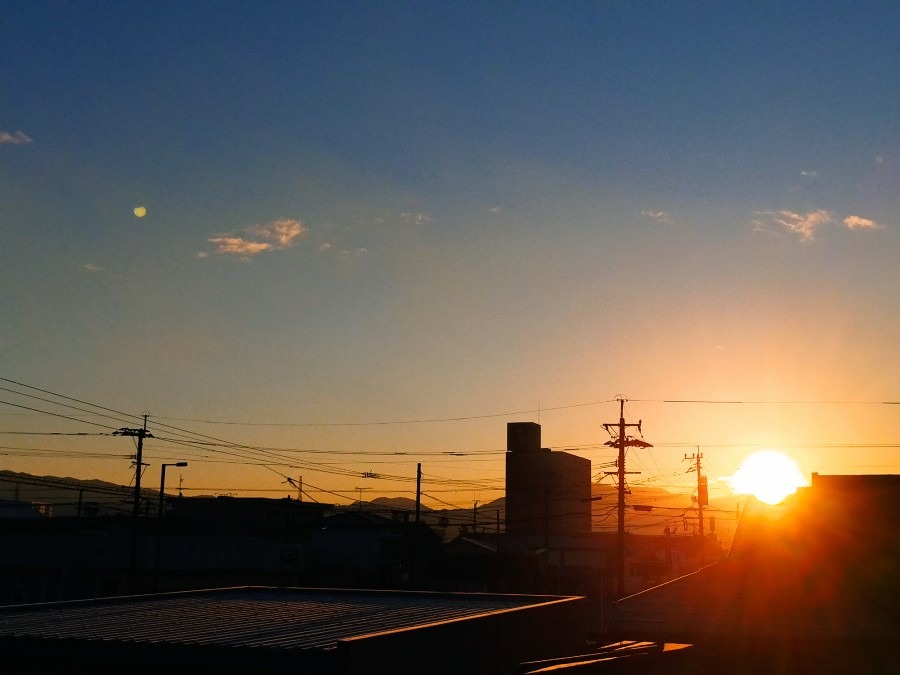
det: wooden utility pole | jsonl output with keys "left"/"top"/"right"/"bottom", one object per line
{"left": 411, "top": 463, "right": 422, "bottom": 589}
{"left": 685, "top": 450, "right": 706, "bottom": 538}
{"left": 415, "top": 463, "right": 422, "bottom": 525}
{"left": 355, "top": 486, "right": 370, "bottom": 510}
{"left": 603, "top": 398, "right": 652, "bottom": 598}
{"left": 114, "top": 414, "right": 153, "bottom": 592}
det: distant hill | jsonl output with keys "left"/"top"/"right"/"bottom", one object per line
{"left": 0, "top": 470, "right": 743, "bottom": 547}
{"left": 0, "top": 470, "right": 135, "bottom": 517}
{"left": 591, "top": 483, "right": 743, "bottom": 545}
{"left": 369, "top": 496, "right": 433, "bottom": 512}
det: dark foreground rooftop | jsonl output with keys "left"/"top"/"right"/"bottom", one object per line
{"left": 0, "top": 585, "right": 586, "bottom": 675}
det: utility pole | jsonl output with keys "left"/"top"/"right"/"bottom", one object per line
{"left": 115, "top": 414, "right": 153, "bottom": 593}
{"left": 603, "top": 398, "right": 652, "bottom": 598}
{"left": 411, "top": 463, "right": 422, "bottom": 589}
{"left": 415, "top": 463, "right": 422, "bottom": 525}
{"left": 355, "top": 487, "right": 370, "bottom": 510}
{"left": 685, "top": 450, "right": 706, "bottom": 539}
{"left": 283, "top": 475, "right": 303, "bottom": 501}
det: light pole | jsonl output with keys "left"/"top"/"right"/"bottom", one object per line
{"left": 154, "top": 462, "right": 188, "bottom": 591}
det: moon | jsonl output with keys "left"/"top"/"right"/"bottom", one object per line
{"left": 133, "top": 206, "right": 147, "bottom": 218}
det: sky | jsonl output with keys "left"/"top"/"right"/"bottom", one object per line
{"left": 2, "top": 1, "right": 899, "bottom": 515}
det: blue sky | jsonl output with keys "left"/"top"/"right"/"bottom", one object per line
{"left": 3, "top": 2, "right": 899, "bottom": 510}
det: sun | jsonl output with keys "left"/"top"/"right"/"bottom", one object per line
{"left": 726, "top": 449, "right": 808, "bottom": 505}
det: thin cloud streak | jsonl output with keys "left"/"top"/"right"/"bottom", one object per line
{"left": 754, "top": 209, "right": 832, "bottom": 241}
{"left": 0, "top": 130, "right": 31, "bottom": 145}
{"left": 399, "top": 212, "right": 432, "bottom": 225}
{"left": 249, "top": 219, "right": 307, "bottom": 246}
{"left": 209, "top": 218, "right": 307, "bottom": 256}
{"left": 641, "top": 210, "right": 674, "bottom": 225}
{"left": 844, "top": 215, "right": 881, "bottom": 230}
{"left": 209, "top": 237, "right": 275, "bottom": 256}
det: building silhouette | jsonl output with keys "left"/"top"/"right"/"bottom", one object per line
{"left": 505, "top": 422, "right": 591, "bottom": 537}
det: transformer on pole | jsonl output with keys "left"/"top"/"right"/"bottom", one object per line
{"left": 603, "top": 398, "right": 652, "bottom": 598}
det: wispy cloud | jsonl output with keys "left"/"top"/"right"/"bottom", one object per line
{"left": 641, "top": 209, "right": 674, "bottom": 225}
{"left": 754, "top": 209, "right": 832, "bottom": 241}
{"left": 318, "top": 242, "right": 333, "bottom": 252}
{"left": 340, "top": 247, "right": 367, "bottom": 259}
{"left": 489, "top": 205, "right": 503, "bottom": 214}
{"left": 248, "top": 218, "right": 307, "bottom": 246}
{"left": 208, "top": 237, "right": 275, "bottom": 255}
{"left": 753, "top": 209, "right": 885, "bottom": 241}
{"left": 799, "top": 170, "right": 818, "bottom": 177}
{"left": 82, "top": 263, "right": 103, "bottom": 273}
{"left": 0, "top": 130, "right": 31, "bottom": 145}
{"left": 399, "top": 212, "right": 432, "bottom": 225}
{"left": 843, "top": 215, "right": 882, "bottom": 230}
{"left": 208, "top": 218, "right": 307, "bottom": 256}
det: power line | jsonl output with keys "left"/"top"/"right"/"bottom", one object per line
{"left": 0, "top": 445, "right": 129, "bottom": 458}
{"left": 4, "top": 376, "right": 897, "bottom": 433}
{"left": 0, "top": 385, "right": 138, "bottom": 430}
{"left": 0, "top": 398, "right": 123, "bottom": 432}
{"left": 4, "top": 376, "right": 900, "bottom": 504}
{"left": 639, "top": 398, "right": 900, "bottom": 405}
{"left": 0, "top": 377, "right": 142, "bottom": 420}
{"left": 0, "top": 431, "right": 108, "bottom": 437}
{"left": 148, "top": 437, "right": 502, "bottom": 457}
{"left": 151, "top": 398, "right": 619, "bottom": 427}
{"left": 148, "top": 396, "right": 900, "bottom": 429}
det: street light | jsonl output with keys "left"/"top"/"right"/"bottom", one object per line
{"left": 154, "top": 462, "right": 188, "bottom": 591}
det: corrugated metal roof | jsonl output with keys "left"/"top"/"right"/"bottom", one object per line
{"left": 0, "top": 586, "right": 571, "bottom": 653}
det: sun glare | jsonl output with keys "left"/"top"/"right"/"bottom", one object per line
{"left": 726, "top": 449, "right": 808, "bottom": 505}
